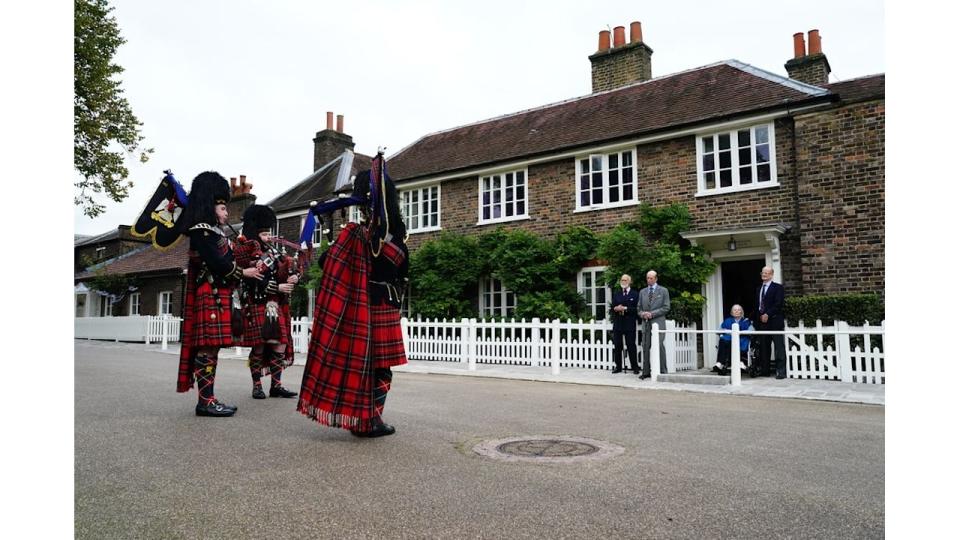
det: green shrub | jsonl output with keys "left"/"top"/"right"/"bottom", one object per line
{"left": 786, "top": 293, "right": 884, "bottom": 325}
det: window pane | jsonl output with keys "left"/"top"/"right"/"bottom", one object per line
{"left": 608, "top": 153, "right": 618, "bottom": 169}
{"left": 621, "top": 151, "right": 632, "bottom": 166}
{"left": 592, "top": 188, "right": 602, "bottom": 203}
{"left": 483, "top": 177, "right": 490, "bottom": 191}
{"left": 596, "top": 284, "right": 605, "bottom": 303}
{"left": 609, "top": 186, "right": 620, "bottom": 203}
{"left": 505, "top": 172, "right": 513, "bottom": 188}
{"left": 702, "top": 136, "right": 713, "bottom": 153}
{"left": 755, "top": 144, "right": 770, "bottom": 163}
{"left": 756, "top": 126, "right": 769, "bottom": 144}
{"left": 740, "top": 166, "right": 753, "bottom": 184}
{"left": 581, "top": 192, "right": 590, "bottom": 206}
{"left": 517, "top": 201, "right": 525, "bottom": 214}
{"left": 584, "top": 288, "right": 592, "bottom": 303}
{"left": 583, "top": 273, "right": 592, "bottom": 288}
{"left": 703, "top": 154, "right": 715, "bottom": 172}
{"left": 739, "top": 148, "right": 752, "bottom": 165}
{"left": 738, "top": 129, "right": 751, "bottom": 147}
{"left": 718, "top": 134, "right": 730, "bottom": 150}
{"left": 719, "top": 150, "right": 731, "bottom": 169}
{"left": 757, "top": 164, "right": 771, "bottom": 182}
{"left": 493, "top": 190, "right": 501, "bottom": 205}
{"left": 592, "top": 172, "right": 603, "bottom": 188}
{"left": 505, "top": 189, "right": 513, "bottom": 203}
{"left": 595, "top": 306, "right": 605, "bottom": 320}
{"left": 580, "top": 175, "right": 589, "bottom": 191}
{"left": 609, "top": 169, "right": 619, "bottom": 187}
{"left": 483, "top": 207, "right": 490, "bottom": 220}
{"left": 720, "top": 169, "right": 732, "bottom": 187}
{"left": 431, "top": 214, "right": 438, "bottom": 227}
{"left": 580, "top": 159, "right": 589, "bottom": 172}
{"left": 591, "top": 155, "right": 603, "bottom": 171}
{"left": 516, "top": 171, "right": 525, "bottom": 184}
{"left": 705, "top": 172, "right": 715, "bottom": 189}
{"left": 623, "top": 182, "right": 633, "bottom": 201}
{"left": 516, "top": 185, "right": 524, "bottom": 201}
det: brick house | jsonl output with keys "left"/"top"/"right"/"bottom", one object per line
{"left": 74, "top": 178, "right": 257, "bottom": 319}
{"left": 376, "top": 23, "right": 884, "bottom": 354}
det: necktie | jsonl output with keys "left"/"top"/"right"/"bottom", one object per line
{"left": 760, "top": 284, "right": 767, "bottom": 311}
{"left": 648, "top": 288, "right": 654, "bottom": 303}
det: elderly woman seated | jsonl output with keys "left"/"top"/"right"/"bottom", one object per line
{"left": 712, "top": 304, "right": 753, "bottom": 376}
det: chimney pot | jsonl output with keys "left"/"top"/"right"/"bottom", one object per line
{"left": 597, "top": 30, "right": 611, "bottom": 52}
{"left": 336, "top": 114, "right": 344, "bottom": 133}
{"left": 326, "top": 111, "right": 334, "bottom": 130}
{"left": 808, "top": 29, "right": 822, "bottom": 55}
{"left": 239, "top": 175, "right": 246, "bottom": 186}
{"left": 793, "top": 32, "right": 806, "bottom": 58}
{"left": 230, "top": 177, "right": 237, "bottom": 190}
{"left": 630, "top": 22, "right": 642, "bottom": 43}
{"left": 612, "top": 25, "right": 626, "bottom": 47}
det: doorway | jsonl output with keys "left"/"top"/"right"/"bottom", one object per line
{"left": 720, "top": 259, "right": 765, "bottom": 319}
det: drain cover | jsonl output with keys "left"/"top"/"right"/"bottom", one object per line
{"left": 473, "top": 436, "right": 624, "bottom": 464}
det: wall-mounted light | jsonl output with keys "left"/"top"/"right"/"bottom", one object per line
{"left": 727, "top": 236, "right": 737, "bottom": 251}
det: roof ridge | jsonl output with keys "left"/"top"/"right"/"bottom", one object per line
{"left": 824, "top": 72, "right": 885, "bottom": 85}
{"left": 389, "top": 60, "right": 733, "bottom": 161}
{"left": 723, "top": 59, "right": 829, "bottom": 95}
{"left": 266, "top": 152, "right": 345, "bottom": 207}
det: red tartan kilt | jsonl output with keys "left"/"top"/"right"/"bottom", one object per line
{"left": 187, "top": 282, "right": 235, "bottom": 347}
{"left": 237, "top": 300, "right": 291, "bottom": 347}
{"left": 371, "top": 303, "right": 407, "bottom": 368}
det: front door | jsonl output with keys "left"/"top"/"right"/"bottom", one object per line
{"left": 720, "top": 258, "right": 765, "bottom": 320}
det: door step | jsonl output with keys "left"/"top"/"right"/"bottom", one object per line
{"left": 657, "top": 370, "right": 730, "bottom": 385}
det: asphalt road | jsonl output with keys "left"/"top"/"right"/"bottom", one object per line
{"left": 76, "top": 341, "right": 884, "bottom": 539}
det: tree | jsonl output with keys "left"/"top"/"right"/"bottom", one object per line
{"left": 75, "top": 0, "right": 152, "bottom": 218}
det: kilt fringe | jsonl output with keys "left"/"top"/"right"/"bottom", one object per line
{"left": 296, "top": 403, "right": 378, "bottom": 433}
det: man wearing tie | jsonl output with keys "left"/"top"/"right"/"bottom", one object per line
{"left": 610, "top": 274, "right": 640, "bottom": 374}
{"left": 639, "top": 270, "right": 671, "bottom": 380}
{"left": 754, "top": 266, "right": 787, "bottom": 379}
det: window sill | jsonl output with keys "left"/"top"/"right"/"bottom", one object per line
{"left": 476, "top": 215, "right": 531, "bottom": 226}
{"left": 407, "top": 226, "right": 442, "bottom": 235}
{"left": 573, "top": 200, "right": 639, "bottom": 213}
{"left": 695, "top": 181, "right": 780, "bottom": 197}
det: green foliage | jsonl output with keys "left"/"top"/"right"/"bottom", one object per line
{"left": 786, "top": 293, "right": 884, "bottom": 325}
{"left": 290, "top": 241, "right": 330, "bottom": 318}
{"left": 75, "top": 0, "right": 152, "bottom": 218}
{"left": 552, "top": 226, "right": 598, "bottom": 276}
{"left": 670, "top": 290, "right": 707, "bottom": 326}
{"left": 85, "top": 270, "right": 137, "bottom": 297}
{"left": 410, "top": 232, "right": 485, "bottom": 319}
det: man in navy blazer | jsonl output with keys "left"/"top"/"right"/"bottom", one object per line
{"left": 754, "top": 266, "right": 787, "bottom": 379}
{"left": 610, "top": 274, "right": 640, "bottom": 374}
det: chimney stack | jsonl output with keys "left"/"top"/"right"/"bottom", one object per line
{"left": 785, "top": 28, "right": 831, "bottom": 86}
{"left": 226, "top": 174, "right": 256, "bottom": 217}
{"left": 589, "top": 20, "right": 653, "bottom": 93}
{"left": 313, "top": 110, "right": 355, "bottom": 172}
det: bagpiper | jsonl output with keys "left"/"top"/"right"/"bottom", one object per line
{"left": 233, "top": 204, "right": 300, "bottom": 400}
{"left": 297, "top": 152, "right": 409, "bottom": 437}
{"left": 175, "top": 172, "right": 263, "bottom": 416}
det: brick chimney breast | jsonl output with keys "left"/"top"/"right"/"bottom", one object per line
{"left": 589, "top": 21, "right": 653, "bottom": 93}
{"left": 313, "top": 111, "right": 355, "bottom": 171}
{"left": 785, "top": 28, "right": 831, "bottom": 86}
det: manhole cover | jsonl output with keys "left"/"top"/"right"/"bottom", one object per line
{"left": 473, "top": 436, "right": 624, "bottom": 464}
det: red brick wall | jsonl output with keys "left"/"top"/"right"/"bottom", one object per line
{"left": 794, "top": 99, "right": 885, "bottom": 295}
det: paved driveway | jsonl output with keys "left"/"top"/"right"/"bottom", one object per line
{"left": 76, "top": 341, "right": 884, "bottom": 539}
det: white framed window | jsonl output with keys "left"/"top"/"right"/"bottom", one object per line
{"left": 400, "top": 185, "right": 440, "bottom": 233}
{"left": 479, "top": 277, "right": 516, "bottom": 318}
{"left": 98, "top": 295, "right": 113, "bottom": 317}
{"left": 696, "top": 122, "right": 777, "bottom": 195}
{"left": 95, "top": 246, "right": 106, "bottom": 260}
{"left": 129, "top": 292, "right": 141, "bottom": 316}
{"left": 575, "top": 148, "right": 637, "bottom": 211}
{"left": 75, "top": 293, "right": 88, "bottom": 318}
{"left": 478, "top": 169, "right": 528, "bottom": 224}
{"left": 578, "top": 266, "right": 609, "bottom": 321}
{"left": 159, "top": 291, "right": 173, "bottom": 315}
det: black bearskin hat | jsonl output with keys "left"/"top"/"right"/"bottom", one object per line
{"left": 178, "top": 171, "right": 231, "bottom": 232}
{"left": 241, "top": 204, "right": 277, "bottom": 238}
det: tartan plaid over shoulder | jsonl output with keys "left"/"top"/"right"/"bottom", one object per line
{"left": 296, "top": 223, "right": 377, "bottom": 431}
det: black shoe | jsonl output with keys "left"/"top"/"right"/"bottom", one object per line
{"left": 269, "top": 386, "right": 298, "bottom": 398}
{"left": 639, "top": 374, "right": 649, "bottom": 380}
{"left": 776, "top": 374, "right": 786, "bottom": 379}
{"left": 350, "top": 423, "right": 396, "bottom": 438}
{"left": 611, "top": 368, "right": 623, "bottom": 374}
{"left": 196, "top": 401, "right": 236, "bottom": 417}
{"left": 632, "top": 370, "right": 640, "bottom": 375}
{"left": 252, "top": 387, "right": 266, "bottom": 399}
{"left": 214, "top": 399, "right": 237, "bottom": 412}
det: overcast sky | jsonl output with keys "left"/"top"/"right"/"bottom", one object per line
{"left": 73, "top": 0, "right": 885, "bottom": 236}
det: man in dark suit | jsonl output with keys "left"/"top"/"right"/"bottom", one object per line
{"left": 610, "top": 274, "right": 640, "bottom": 374}
{"left": 753, "top": 266, "right": 787, "bottom": 379}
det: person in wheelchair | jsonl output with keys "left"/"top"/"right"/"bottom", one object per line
{"left": 712, "top": 304, "right": 753, "bottom": 376}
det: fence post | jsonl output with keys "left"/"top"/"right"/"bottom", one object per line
{"left": 651, "top": 322, "right": 661, "bottom": 381}
{"left": 145, "top": 316, "right": 151, "bottom": 345}
{"left": 530, "top": 318, "right": 541, "bottom": 368}
{"left": 161, "top": 315, "right": 169, "bottom": 351}
{"left": 550, "top": 319, "right": 561, "bottom": 376}
{"left": 665, "top": 320, "right": 676, "bottom": 373}
{"left": 836, "top": 321, "right": 852, "bottom": 382}
{"left": 467, "top": 318, "right": 477, "bottom": 371}
{"left": 400, "top": 316, "right": 410, "bottom": 356}
{"left": 731, "top": 323, "right": 741, "bottom": 386}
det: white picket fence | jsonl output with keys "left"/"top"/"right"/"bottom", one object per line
{"left": 401, "top": 317, "right": 698, "bottom": 374}
{"left": 784, "top": 320, "right": 885, "bottom": 384}
{"left": 75, "top": 315, "right": 182, "bottom": 349}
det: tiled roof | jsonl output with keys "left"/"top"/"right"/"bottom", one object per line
{"left": 269, "top": 151, "right": 373, "bottom": 213}
{"left": 823, "top": 74, "right": 884, "bottom": 103}
{"left": 75, "top": 241, "right": 188, "bottom": 280}
{"left": 386, "top": 60, "right": 836, "bottom": 181}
